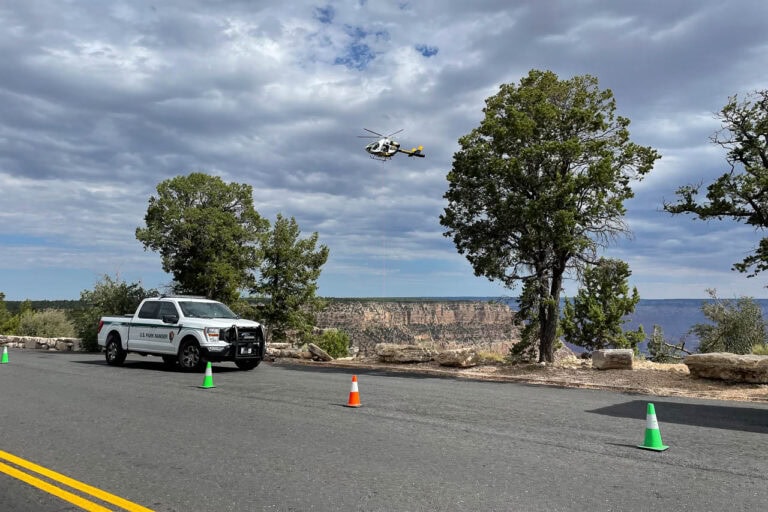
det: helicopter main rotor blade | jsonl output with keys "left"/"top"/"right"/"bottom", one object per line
{"left": 363, "top": 128, "right": 384, "bottom": 136}
{"left": 386, "top": 129, "right": 404, "bottom": 137}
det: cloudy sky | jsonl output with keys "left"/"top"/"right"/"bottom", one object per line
{"left": 1, "top": 0, "right": 768, "bottom": 301}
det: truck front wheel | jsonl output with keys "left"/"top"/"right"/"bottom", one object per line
{"left": 178, "top": 339, "right": 204, "bottom": 372}
{"left": 105, "top": 335, "right": 126, "bottom": 366}
{"left": 234, "top": 359, "right": 261, "bottom": 371}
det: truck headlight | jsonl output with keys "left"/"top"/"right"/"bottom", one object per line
{"left": 205, "top": 327, "right": 220, "bottom": 341}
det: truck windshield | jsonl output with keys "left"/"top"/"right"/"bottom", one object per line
{"left": 178, "top": 301, "right": 238, "bottom": 319}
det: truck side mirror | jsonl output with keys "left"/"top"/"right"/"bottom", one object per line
{"left": 162, "top": 315, "right": 179, "bottom": 324}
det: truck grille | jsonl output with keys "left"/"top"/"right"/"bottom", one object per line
{"left": 223, "top": 326, "right": 264, "bottom": 359}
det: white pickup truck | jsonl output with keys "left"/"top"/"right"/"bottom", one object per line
{"left": 97, "top": 296, "right": 266, "bottom": 371}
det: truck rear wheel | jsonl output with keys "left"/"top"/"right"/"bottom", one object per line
{"left": 105, "top": 335, "right": 126, "bottom": 366}
{"left": 178, "top": 339, "right": 204, "bottom": 372}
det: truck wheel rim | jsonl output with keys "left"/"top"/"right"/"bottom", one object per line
{"left": 107, "top": 342, "right": 117, "bottom": 361}
{"left": 182, "top": 345, "right": 199, "bottom": 367}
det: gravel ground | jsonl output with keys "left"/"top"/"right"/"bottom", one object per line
{"left": 274, "top": 357, "right": 768, "bottom": 403}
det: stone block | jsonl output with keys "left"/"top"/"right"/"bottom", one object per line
{"left": 436, "top": 347, "right": 479, "bottom": 367}
{"left": 592, "top": 349, "right": 634, "bottom": 370}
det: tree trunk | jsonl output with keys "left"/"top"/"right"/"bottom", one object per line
{"left": 539, "top": 303, "right": 557, "bottom": 363}
{"left": 538, "top": 270, "right": 564, "bottom": 363}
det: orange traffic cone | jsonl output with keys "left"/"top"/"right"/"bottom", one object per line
{"left": 346, "top": 375, "right": 361, "bottom": 407}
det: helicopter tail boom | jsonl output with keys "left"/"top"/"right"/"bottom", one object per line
{"left": 399, "top": 145, "right": 425, "bottom": 158}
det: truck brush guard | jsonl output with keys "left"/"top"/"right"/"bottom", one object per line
{"left": 223, "top": 325, "right": 265, "bottom": 359}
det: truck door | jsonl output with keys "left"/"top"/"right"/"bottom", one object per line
{"left": 130, "top": 301, "right": 179, "bottom": 354}
{"left": 150, "top": 301, "right": 180, "bottom": 354}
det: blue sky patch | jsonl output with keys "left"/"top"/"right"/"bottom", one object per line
{"left": 334, "top": 42, "right": 375, "bottom": 70}
{"left": 332, "top": 25, "right": 389, "bottom": 70}
{"left": 314, "top": 5, "right": 335, "bottom": 24}
{"left": 415, "top": 44, "right": 438, "bottom": 57}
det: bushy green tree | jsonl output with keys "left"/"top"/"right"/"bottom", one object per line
{"left": 17, "top": 309, "right": 76, "bottom": 338}
{"left": 441, "top": 69, "right": 659, "bottom": 362}
{"left": 0, "top": 298, "right": 31, "bottom": 335}
{"left": 691, "top": 289, "right": 767, "bottom": 354}
{"left": 72, "top": 275, "right": 157, "bottom": 352}
{"left": 253, "top": 214, "right": 329, "bottom": 342}
{"left": 136, "top": 172, "right": 269, "bottom": 303}
{"left": 665, "top": 90, "right": 768, "bottom": 277}
{"left": 561, "top": 258, "right": 644, "bottom": 352}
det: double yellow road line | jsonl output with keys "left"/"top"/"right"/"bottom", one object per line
{"left": 0, "top": 449, "right": 153, "bottom": 511}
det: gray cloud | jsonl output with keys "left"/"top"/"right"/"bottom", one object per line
{"left": 2, "top": 0, "right": 767, "bottom": 300}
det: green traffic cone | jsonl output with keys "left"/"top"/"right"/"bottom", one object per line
{"left": 1, "top": 346, "right": 8, "bottom": 364}
{"left": 199, "top": 361, "right": 215, "bottom": 389}
{"left": 638, "top": 403, "right": 669, "bottom": 451}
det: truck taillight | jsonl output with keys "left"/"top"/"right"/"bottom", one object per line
{"left": 97, "top": 320, "right": 104, "bottom": 334}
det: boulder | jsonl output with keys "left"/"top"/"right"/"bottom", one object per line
{"left": 375, "top": 343, "right": 436, "bottom": 363}
{"left": 684, "top": 353, "right": 768, "bottom": 383}
{"left": 592, "top": 349, "right": 633, "bottom": 370}
{"left": 307, "top": 343, "right": 334, "bottom": 361}
{"left": 436, "top": 347, "right": 479, "bottom": 368}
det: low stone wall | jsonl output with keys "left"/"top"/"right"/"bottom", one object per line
{"left": 0, "top": 335, "right": 82, "bottom": 352}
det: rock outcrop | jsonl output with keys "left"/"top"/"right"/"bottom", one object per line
{"left": 684, "top": 353, "right": 768, "bottom": 383}
{"left": 315, "top": 300, "right": 519, "bottom": 356}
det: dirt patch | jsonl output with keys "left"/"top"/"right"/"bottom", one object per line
{"left": 274, "top": 357, "right": 768, "bottom": 403}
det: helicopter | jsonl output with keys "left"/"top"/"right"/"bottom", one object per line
{"left": 358, "top": 128, "right": 425, "bottom": 160}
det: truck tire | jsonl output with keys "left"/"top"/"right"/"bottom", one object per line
{"left": 234, "top": 359, "right": 261, "bottom": 371}
{"left": 105, "top": 334, "right": 126, "bottom": 366}
{"left": 161, "top": 355, "right": 177, "bottom": 368}
{"left": 177, "top": 339, "right": 204, "bottom": 372}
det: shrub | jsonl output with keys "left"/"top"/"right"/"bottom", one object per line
{"left": 691, "top": 289, "right": 768, "bottom": 354}
{"left": 17, "top": 309, "right": 76, "bottom": 338}
{"left": 72, "top": 274, "right": 157, "bottom": 352}
{"left": 561, "top": 258, "right": 644, "bottom": 352}
{"left": 646, "top": 325, "right": 688, "bottom": 363}
{"left": 752, "top": 343, "right": 768, "bottom": 356}
{"left": 315, "top": 329, "right": 350, "bottom": 358}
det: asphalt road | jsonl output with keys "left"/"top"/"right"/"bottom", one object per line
{"left": 1, "top": 348, "right": 767, "bottom": 512}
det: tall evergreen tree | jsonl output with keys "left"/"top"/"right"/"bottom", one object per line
{"left": 440, "top": 70, "right": 659, "bottom": 362}
{"left": 252, "top": 214, "right": 329, "bottom": 342}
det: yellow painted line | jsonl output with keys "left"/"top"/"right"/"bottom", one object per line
{"left": 0, "top": 450, "right": 154, "bottom": 512}
{"left": 0, "top": 461, "right": 113, "bottom": 512}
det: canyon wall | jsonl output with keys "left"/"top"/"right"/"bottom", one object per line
{"left": 315, "top": 300, "right": 520, "bottom": 355}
